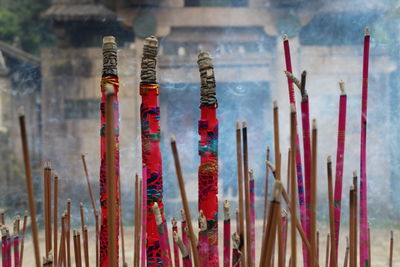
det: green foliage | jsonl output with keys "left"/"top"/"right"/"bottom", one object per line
{"left": 0, "top": 0, "right": 55, "bottom": 55}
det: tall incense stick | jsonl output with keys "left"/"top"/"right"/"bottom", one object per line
{"left": 263, "top": 146, "right": 270, "bottom": 230}
{"left": 359, "top": 27, "right": 370, "bottom": 267}
{"left": 311, "top": 119, "right": 318, "bottom": 267}
{"left": 170, "top": 136, "right": 200, "bottom": 267}
{"left": 325, "top": 234, "right": 330, "bottom": 267}
{"left": 290, "top": 104, "right": 297, "bottom": 267}
{"left": 389, "top": 231, "right": 393, "bottom": 267}
{"left": 54, "top": 175, "right": 58, "bottom": 265}
{"left": 19, "top": 113, "right": 41, "bottom": 267}
{"left": 327, "top": 157, "right": 337, "bottom": 267}
{"left": 174, "top": 232, "right": 192, "bottom": 267}
{"left": 19, "top": 212, "right": 27, "bottom": 267}
{"left": 236, "top": 121, "right": 245, "bottom": 266}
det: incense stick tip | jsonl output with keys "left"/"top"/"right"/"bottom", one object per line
{"left": 312, "top": 118, "right": 317, "bottom": 129}
{"left": 272, "top": 180, "right": 283, "bottom": 202}
{"left": 103, "top": 36, "right": 116, "bottom": 45}
{"left": 242, "top": 120, "right": 247, "bottom": 128}
{"left": 171, "top": 217, "right": 177, "bottom": 227}
{"left": 282, "top": 34, "right": 288, "bottom": 41}
{"left": 199, "top": 210, "right": 207, "bottom": 231}
{"left": 223, "top": 200, "right": 230, "bottom": 220}
{"left": 327, "top": 155, "right": 332, "bottom": 163}
{"left": 365, "top": 27, "right": 370, "bottom": 36}
{"left": 170, "top": 135, "right": 175, "bottom": 143}
{"left": 352, "top": 170, "right": 357, "bottom": 177}
{"left": 290, "top": 103, "right": 296, "bottom": 113}
{"left": 273, "top": 99, "right": 278, "bottom": 108}
{"left": 236, "top": 120, "right": 240, "bottom": 129}
{"left": 18, "top": 106, "right": 25, "bottom": 116}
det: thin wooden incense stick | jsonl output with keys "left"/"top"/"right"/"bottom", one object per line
{"left": 83, "top": 226, "right": 89, "bottom": 267}
{"left": 73, "top": 230, "right": 82, "bottom": 267}
{"left": 263, "top": 146, "right": 270, "bottom": 230}
{"left": 118, "top": 178, "right": 127, "bottom": 267}
{"left": 223, "top": 200, "right": 231, "bottom": 267}
{"left": 327, "top": 156, "right": 337, "bottom": 267}
{"left": 325, "top": 234, "right": 330, "bottom": 267}
{"left": 242, "top": 120, "right": 253, "bottom": 267}
{"left": 141, "top": 167, "right": 147, "bottom": 267}
{"left": 349, "top": 183, "right": 357, "bottom": 267}
{"left": 1, "top": 212, "right": 4, "bottom": 225}
{"left": 317, "top": 231, "right": 320, "bottom": 264}
{"left": 232, "top": 232, "right": 241, "bottom": 267}
{"left": 290, "top": 104, "right": 297, "bottom": 267}
{"left": 67, "top": 199, "right": 71, "bottom": 267}
{"left": 80, "top": 203, "right": 89, "bottom": 267}
{"left": 19, "top": 212, "right": 27, "bottom": 267}
{"left": 368, "top": 225, "right": 371, "bottom": 266}
{"left": 333, "top": 81, "right": 348, "bottom": 257}
{"left": 58, "top": 213, "right": 66, "bottom": 267}
{"left": 282, "top": 209, "right": 288, "bottom": 267}
{"left": 19, "top": 113, "right": 41, "bottom": 267}
{"left": 389, "top": 230, "right": 393, "bottom": 267}
{"left": 170, "top": 136, "right": 200, "bottom": 267}
{"left": 181, "top": 210, "right": 192, "bottom": 262}
{"left": 235, "top": 121, "right": 246, "bottom": 266}
{"left": 311, "top": 119, "right": 318, "bottom": 267}
{"left": 359, "top": 27, "right": 370, "bottom": 267}
{"left": 43, "top": 162, "right": 52, "bottom": 258}
{"left": 249, "top": 169, "right": 256, "bottom": 262}
{"left": 13, "top": 217, "right": 20, "bottom": 267}
{"left": 343, "top": 237, "right": 349, "bottom": 267}
{"left": 53, "top": 175, "right": 58, "bottom": 266}
{"left": 134, "top": 174, "right": 139, "bottom": 267}
{"left": 172, "top": 218, "right": 180, "bottom": 267}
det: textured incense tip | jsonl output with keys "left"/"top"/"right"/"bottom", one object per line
{"left": 249, "top": 169, "right": 254, "bottom": 181}
{"left": 290, "top": 103, "right": 296, "bottom": 113}
{"left": 102, "top": 35, "right": 117, "bottom": 76}
{"left": 271, "top": 181, "right": 283, "bottom": 202}
{"left": 327, "top": 155, "right": 332, "bottom": 163}
{"left": 223, "top": 200, "right": 230, "bottom": 221}
{"left": 266, "top": 160, "right": 276, "bottom": 174}
{"left": 198, "top": 51, "right": 217, "bottom": 107}
{"left": 141, "top": 36, "right": 158, "bottom": 83}
{"left": 199, "top": 210, "right": 207, "bottom": 231}
{"left": 312, "top": 119, "right": 317, "bottom": 129}
{"left": 352, "top": 170, "right": 357, "bottom": 177}
{"left": 67, "top": 198, "right": 71, "bottom": 204}
{"left": 18, "top": 106, "right": 25, "bottom": 116}
{"left": 282, "top": 34, "right": 288, "bottom": 41}
{"left": 171, "top": 217, "right": 177, "bottom": 227}
{"left": 152, "top": 202, "right": 162, "bottom": 226}
{"left": 242, "top": 121, "right": 247, "bottom": 128}
{"left": 236, "top": 121, "right": 240, "bottom": 130}
{"left": 170, "top": 135, "right": 175, "bottom": 143}
{"left": 350, "top": 184, "right": 355, "bottom": 191}
{"left": 232, "top": 232, "right": 241, "bottom": 249}
{"left": 339, "top": 80, "right": 346, "bottom": 95}
{"left": 365, "top": 27, "right": 370, "bottom": 36}
{"left": 273, "top": 100, "right": 278, "bottom": 108}
{"left": 80, "top": 202, "right": 83, "bottom": 208}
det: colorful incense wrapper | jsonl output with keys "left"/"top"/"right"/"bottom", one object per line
{"left": 197, "top": 51, "right": 219, "bottom": 266}
{"left": 100, "top": 36, "right": 120, "bottom": 267}
{"left": 139, "top": 36, "right": 165, "bottom": 265}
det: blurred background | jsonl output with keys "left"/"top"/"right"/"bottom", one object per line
{"left": 0, "top": 0, "right": 399, "bottom": 230}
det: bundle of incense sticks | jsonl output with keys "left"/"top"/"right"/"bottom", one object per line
{"left": 10, "top": 30, "right": 395, "bottom": 267}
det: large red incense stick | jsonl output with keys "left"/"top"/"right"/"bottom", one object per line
{"left": 197, "top": 51, "right": 219, "bottom": 266}
{"left": 100, "top": 36, "right": 120, "bottom": 267}
{"left": 13, "top": 218, "right": 20, "bottom": 267}
{"left": 223, "top": 200, "right": 231, "bottom": 267}
{"left": 333, "top": 81, "right": 347, "bottom": 257}
{"left": 139, "top": 36, "right": 165, "bottom": 265}
{"left": 283, "top": 35, "right": 308, "bottom": 265}
{"left": 359, "top": 28, "right": 370, "bottom": 267}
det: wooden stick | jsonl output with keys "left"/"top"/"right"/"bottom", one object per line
{"left": 73, "top": 230, "right": 82, "bottom": 267}
{"left": 290, "top": 104, "right": 297, "bottom": 267}
{"left": 0, "top": 212, "right": 4, "bottom": 225}
{"left": 53, "top": 175, "right": 58, "bottom": 265}
{"left": 263, "top": 146, "right": 270, "bottom": 230}
{"left": 349, "top": 185, "right": 356, "bottom": 267}
{"left": 311, "top": 119, "right": 318, "bottom": 267}
{"left": 343, "top": 237, "right": 349, "bottom": 267}
{"left": 235, "top": 121, "right": 246, "bottom": 266}
{"left": 105, "top": 87, "right": 118, "bottom": 267}
{"left": 242, "top": 121, "right": 253, "bottom": 267}
{"left": 44, "top": 162, "right": 52, "bottom": 257}
{"left": 19, "top": 211, "right": 27, "bottom": 267}
{"left": 83, "top": 226, "right": 89, "bottom": 267}
{"left": 170, "top": 136, "right": 200, "bottom": 267}
{"left": 67, "top": 199, "right": 71, "bottom": 267}
{"left": 389, "top": 231, "right": 393, "bottom": 267}
{"left": 80, "top": 203, "right": 89, "bottom": 267}
{"left": 325, "top": 234, "right": 330, "bottom": 267}
{"left": 317, "top": 231, "right": 320, "bottom": 264}
{"left": 327, "top": 157, "right": 337, "bottom": 267}
{"left": 134, "top": 174, "right": 140, "bottom": 267}
{"left": 19, "top": 113, "right": 41, "bottom": 267}
{"left": 119, "top": 178, "right": 127, "bottom": 267}
{"left": 58, "top": 213, "right": 66, "bottom": 267}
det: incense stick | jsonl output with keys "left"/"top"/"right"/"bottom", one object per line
{"left": 53, "top": 175, "right": 58, "bottom": 266}
{"left": 311, "top": 119, "right": 318, "bottom": 267}
{"left": 235, "top": 121, "right": 245, "bottom": 266}
{"left": 181, "top": 210, "right": 192, "bottom": 262}
{"left": 223, "top": 200, "right": 231, "bottom": 267}
{"left": 263, "top": 146, "right": 270, "bottom": 230}
{"left": 343, "top": 237, "right": 349, "bottom": 267}
{"left": 349, "top": 183, "right": 357, "bottom": 267}
{"left": 317, "top": 231, "right": 320, "bottom": 264}
{"left": 170, "top": 136, "right": 200, "bottom": 267}
{"left": 141, "top": 168, "right": 147, "bottom": 267}
{"left": 73, "top": 230, "right": 82, "bottom": 267}
{"left": 19, "top": 212, "right": 27, "bottom": 267}
{"left": 232, "top": 232, "right": 242, "bottom": 267}
{"left": 134, "top": 174, "right": 139, "bottom": 267}
{"left": 119, "top": 178, "right": 127, "bottom": 267}
{"left": 290, "top": 104, "right": 297, "bottom": 267}
{"left": 325, "top": 234, "right": 330, "bottom": 267}
{"left": 13, "top": 217, "right": 20, "bottom": 267}
{"left": 389, "top": 231, "right": 393, "bottom": 267}
{"left": 1, "top": 212, "right": 4, "bottom": 225}
{"left": 249, "top": 169, "right": 256, "bottom": 262}
{"left": 153, "top": 202, "right": 173, "bottom": 267}
{"left": 174, "top": 232, "right": 192, "bottom": 267}
{"left": 172, "top": 218, "right": 180, "bottom": 267}
{"left": 282, "top": 209, "right": 288, "bottom": 267}
{"left": 242, "top": 121, "right": 253, "bottom": 267}
{"left": 67, "top": 199, "right": 71, "bottom": 267}
{"left": 327, "top": 157, "right": 337, "bottom": 267}
{"left": 80, "top": 203, "right": 89, "bottom": 267}
{"left": 18, "top": 113, "right": 41, "bottom": 267}
{"left": 359, "top": 27, "right": 371, "bottom": 267}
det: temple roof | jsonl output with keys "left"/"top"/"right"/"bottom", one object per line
{"left": 42, "top": 4, "right": 117, "bottom": 21}
{"left": 0, "top": 41, "right": 40, "bottom": 66}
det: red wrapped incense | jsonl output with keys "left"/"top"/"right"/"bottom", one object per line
{"left": 172, "top": 218, "right": 180, "bottom": 267}
{"left": 197, "top": 52, "right": 219, "bottom": 266}
{"left": 223, "top": 200, "right": 231, "bottom": 267}
{"left": 359, "top": 28, "right": 370, "bottom": 267}
{"left": 333, "top": 81, "right": 347, "bottom": 257}
{"left": 152, "top": 203, "right": 172, "bottom": 267}
{"left": 232, "top": 233, "right": 241, "bottom": 267}
{"left": 283, "top": 36, "right": 308, "bottom": 266}
{"left": 100, "top": 36, "right": 120, "bottom": 266}
{"left": 249, "top": 169, "right": 256, "bottom": 262}
{"left": 139, "top": 36, "right": 165, "bottom": 265}
{"left": 173, "top": 232, "right": 192, "bottom": 267}
{"left": 198, "top": 211, "right": 208, "bottom": 266}
{"left": 13, "top": 219, "right": 20, "bottom": 267}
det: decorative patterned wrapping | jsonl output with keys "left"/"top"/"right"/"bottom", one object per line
{"left": 1, "top": 228, "right": 11, "bottom": 267}
{"left": 100, "top": 36, "right": 120, "bottom": 267}
{"left": 333, "top": 83, "right": 347, "bottom": 259}
{"left": 197, "top": 52, "right": 219, "bottom": 266}
{"left": 282, "top": 36, "right": 308, "bottom": 266}
{"left": 141, "top": 165, "right": 148, "bottom": 267}
{"left": 172, "top": 218, "right": 180, "bottom": 267}
{"left": 359, "top": 29, "right": 370, "bottom": 267}
{"left": 139, "top": 36, "right": 165, "bottom": 266}
{"left": 223, "top": 201, "right": 231, "bottom": 267}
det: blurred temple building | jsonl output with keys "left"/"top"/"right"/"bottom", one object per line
{"left": 1, "top": 0, "right": 398, "bottom": 216}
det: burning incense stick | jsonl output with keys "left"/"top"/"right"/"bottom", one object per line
{"left": 140, "top": 36, "right": 165, "bottom": 266}
{"left": 235, "top": 121, "right": 245, "bottom": 266}
{"left": 223, "top": 200, "right": 231, "bottom": 267}
{"left": 43, "top": 162, "right": 52, "bottom": 258}
{"left": 197, "top": 51, "right": 219, "bottom": 266}
{"left": 290, "top": 104, "right": 298, "bottom": 267}
{"left": 153, "top": 202, "right": 173, "bottom": 267}
{"left": 174, "top": 232, "right": 192, "bottom": 267}
{"left": 349, "top": 182, "right": 357, "bottom": 267}
{"left": 58, "top": 213, "right": 66, "bottom": 266}
{"left": 19, "top": 113, "right": 41, "bottom": 267}
{"left": 263, "top": 146, "right": 270, "bottom": 230}
{"left": 171, "top": 136, "right": 200, "bottom": 267}
{"left": 198, "top": 210, "right": 208, "bottom": 266}
{"left": 232, "top": 232, "right": 241, "bottom": 267}
{"left": 242, "top": 120, "right": 253, "bottom": 267}
{"left": 389, "top": 231, "right": 393, "bottom": 267}
{"left": 359, "top": 27, "right": 371, "bottom": 267}
{"left": 105, "top": 77, "right": 118, "bottom": 267}
{"left": 83, "top": 226, "right": 89, "bottom": 267}
{"left": 2, "top": 226, "right": 11, "bottom": 267}
{"left": 172, "top": 218, "right": 180, "bottom": 267}
{"left": 327, "top": 156, "right": 337, "bottom": 267}
{"left": 311, "top": 119, "right": 318, "bottom": 267}
{"left": 325, "top": 234, "right": 330, "bottom": 267}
